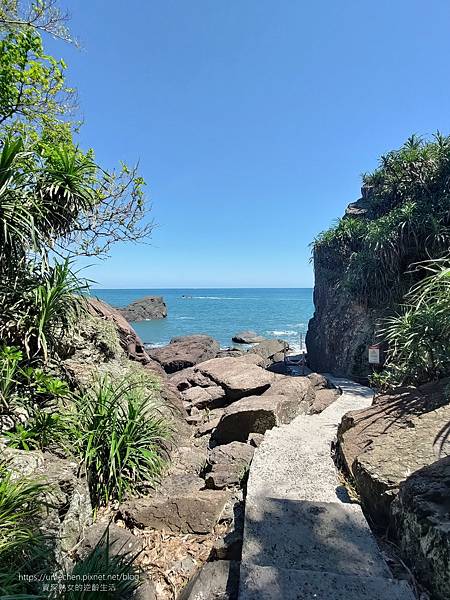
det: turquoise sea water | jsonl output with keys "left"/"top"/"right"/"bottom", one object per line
{"left": 92, "top": 288, "right": 314, "bottom": 352}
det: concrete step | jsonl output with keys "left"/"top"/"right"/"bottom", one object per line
{"left": 242, "top": 498, "right": 390, "bottom": 578}
{"left": 239, "top": 564, "right": 416, "bottom": 600}
{"left": 246, "top": 430, "right": 347, "bottom": 503}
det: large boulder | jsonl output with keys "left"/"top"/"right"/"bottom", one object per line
{"left": 196, "top": 358, "right": 273, "bottom": 401}
{"left": 262, "top": 376, "right": 313, "bottom": 406}
{"left": 232, "top": 331, "right": 266, "bottom": 344}
{"left": 119, "top": 296, "right": 167, "bottom": 321}
{"left": 391, "top": 456, "right": 450, "bottom": 600}
{"left": 182, "top": 385, "right": 226, "bottom": 409}
{"left": 336, "top": 379, "right": 450, "bottom": 524}
{"left": 120, "top": 488, "right": 229, "bottom": 534}
{"left": 212, "top": 394, "right": 307, "bottom": 444}
{"left": 248, "top": 339, "right": 287, "bottom": 367}
{"left": 148, "top": 335, "right": 220, "bottom": 373}
{"left": 205, "top": 442, "right": 255, "bottom": 489}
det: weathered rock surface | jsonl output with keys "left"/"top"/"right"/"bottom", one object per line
{"left": 86, "top": 297, "right": 154, "bottom": 366}
{"left": 120, "top": 489, "right": 229, "bottom": 534}
{"left": 212, "top": 394, "right": 307, "bottom": 444}
{"left": 247, "top": 433, "right": 265, "bottom": 448}
{"left": 197, "top": 357, "right": 273, "bottom": 401}
{"left": 262, "top": 376, "right": 313, "bottom": 406}
{"left": 182, "top": 384, "right": 226, "bottom": 409}
{"left": 77, "top": 521, "right": 142, "bottom": 559}
{"left": 217, "top": 348, "right": 245, "bottom": 359}
{"left": 169, "top": 367, "right": 215, "bottom": 391}
{"left": 248, "top": 339, "right": 287, "bottom": 367}
{"left": 2, "top": 447, "right": 91, "bottom": 567}
{"left": 205, "top": 442, "right": 255, "bottom": 489}
{"left": 391, "top": 456, "right": 450, "bottom": 600}
{"left": 232, "top": 331, "right": 266, "bottom": 344}
{"left": 305, "top": 190, "right": 383, "bottom": 379}
{"left": 148, "top": 335, "right": 220, "bottom": 373}
{"left": 309, "top": 387, "right": 341, "bottom": 414}
{"left": 336, "top": 378, "right": 450, "bottom": 524}
{"left": 179, "top": 560, "right": 239, "bottom": 600}
{"left": 170, "top": 444, "right": 208, "bottom": 476}
{"left": 119, "top": 296, "right": 167, "bottom": 321}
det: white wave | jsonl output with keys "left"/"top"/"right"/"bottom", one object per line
{"left": 267, "top": 330, "right": 298, "bottom": 336}
{"left": 144, "top": 342, "right": 167, "bottom": 348}
{"left": 288, "top": 342, "right": 304, "bottom": 352}
{"left": 175, "top": 316, "right": 195, "bottom": 320}
{"left": 190, "top": 296, "right": 249, "bottom": 300}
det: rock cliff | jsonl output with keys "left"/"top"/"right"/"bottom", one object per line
{"left": 306, "top": 244, "right": 375, "bottom": 380}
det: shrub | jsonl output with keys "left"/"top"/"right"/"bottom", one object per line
{"left": 0, "top": 464, "right": 50, "bottom": 596}
{"left": 377, "top": 258, "right": 450, "bottom": 385}
{"left": 0, "top": 345, "right": 22, "bottom": 409}
{"left": 73, "top": 375, "right": 170, "bottom": 507}
{"left": 1, "top": 259, "right": 89, "bottom": 361}
{"left": 0, "top": 344, "right": 70, "bottom": 421}
{"left": 5, "top": 409, "right": 70, "bottom": 452}
{"left": 313, "top": 133, "right": 450, "bottom": 308}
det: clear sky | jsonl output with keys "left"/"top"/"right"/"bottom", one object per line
{"left": 52, "top": 0, "right": 450, "bottom": 288}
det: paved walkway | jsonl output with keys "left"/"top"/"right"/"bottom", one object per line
{"left": 238, "top": 378, "right": 415, "bottom": 599}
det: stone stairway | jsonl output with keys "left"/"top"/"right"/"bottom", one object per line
{"left": 238, "top": 378, "right": 416, "bottom": 600}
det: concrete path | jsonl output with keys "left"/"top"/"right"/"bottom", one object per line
{"left": 238, "top": 378, "right": 415, "bottom": 599}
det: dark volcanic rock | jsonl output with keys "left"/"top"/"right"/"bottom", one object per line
{"left": 119, "top": 296, "right": 167, "bottom": 321}
{"left": 391, "top": 456, "right": 450, "bottom": 600}
{"left": 148, "top": 335, "right": 220, "bottom": 373}
{"left": 336, "top": 378, "right": 450, "bottom": 525}
{"left": 78, "top": 522, "right": 142, "bottom": 560}
{"left": 306, "top": 258, "right": 376, "bottom": 379}
{"left": 232, "top": 331, "right": 266, "bottom": 344}
{"left": 305, "top": 194, "right": 378, "bottom": 380}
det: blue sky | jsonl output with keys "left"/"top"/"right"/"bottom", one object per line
{"left": 52, "top": 0, "right": 450, "bottom": 288}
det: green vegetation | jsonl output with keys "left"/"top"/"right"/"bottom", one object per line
{"left": 0, "top": 464, "right": 49, "bottom": 596}
{"left": 73, "top": 375, "right": 169, "bottom": 507}
{"left": 314, "top": 134, "right": 450, "bottom": 386}
{"left": 314, "top": 134, "right": 450, "bottom": 307}
{"left": 0, "top": 465, "right": 141, "bottom": 598}
{"left": 0, "top": 2, "right": 167, "bottom": 595}
{"left": 374, "top": 258, "right": 450, "bottom": 386}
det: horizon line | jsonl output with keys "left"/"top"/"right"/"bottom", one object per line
{"left": 91, "top": 286, "right": 314, "bottom": 290}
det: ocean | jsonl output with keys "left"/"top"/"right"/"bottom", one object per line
{"left": 92, "top": 288, "right": 314, "bottom": 352}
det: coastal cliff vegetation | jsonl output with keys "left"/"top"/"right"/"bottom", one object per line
{"left": 0, "top": 1, "right": 167, "bottom": 596}
{"left": 312, "top": 134, "right": 450, "bottom": 385}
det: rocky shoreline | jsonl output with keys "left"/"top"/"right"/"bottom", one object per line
{"left": 2, "top": 295, "right": 448, "bottom": 599}
{"left": 66, "top": 299, "right": 341, "bottom": 598}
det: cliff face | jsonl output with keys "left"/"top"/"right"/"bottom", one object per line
{"left": 306, "top": 197, "right": 376, "bottom": 380}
